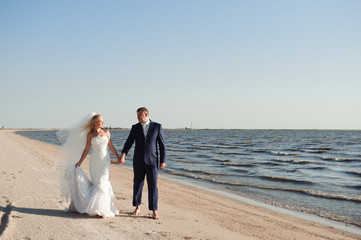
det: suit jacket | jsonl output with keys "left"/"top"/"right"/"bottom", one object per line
{"left": 122, "top": 120, "right": 166, "bottom": 167}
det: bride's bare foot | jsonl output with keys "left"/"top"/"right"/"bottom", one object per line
{"left": 130, "top": 206, "right": 140, "bottom": 216}
{"left": 152, "top": 211, "right": 160, "bottom": 220}
{"left": 67, "top": 200, "right": 78, "bottom": 213}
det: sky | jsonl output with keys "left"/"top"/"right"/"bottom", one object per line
{"left": 1, "top": 0, "right": 361, "bottom": 129}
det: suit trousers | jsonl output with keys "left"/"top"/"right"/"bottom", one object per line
{"left": 132, "top": 164, "right": 158, "bottom": 210}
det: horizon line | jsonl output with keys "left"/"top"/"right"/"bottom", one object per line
{"left": 2, "top": 128, "right": 361, "bottom": 131}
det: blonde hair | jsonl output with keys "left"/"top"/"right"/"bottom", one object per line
{"left": 83, "top": 114, "right": 102, "bottom": 132}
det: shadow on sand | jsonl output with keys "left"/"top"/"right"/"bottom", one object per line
{"left": 0, "top": 204, "right": 91, "bottom": 221}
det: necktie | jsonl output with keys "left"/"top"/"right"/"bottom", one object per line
{"left": 143, "top": 124, "right": 149, "bottom": 137}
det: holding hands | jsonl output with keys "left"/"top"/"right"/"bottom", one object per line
{"left": 117, "top": 153, "right": 126, "bottom": 165}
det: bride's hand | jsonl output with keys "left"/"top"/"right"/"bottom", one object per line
{"left": 75, "top": 162, "right": 81, "bottom": 168}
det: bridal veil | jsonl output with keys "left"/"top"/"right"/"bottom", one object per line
{"left": 56, "top": 112, "right": 96, "bottom": 199}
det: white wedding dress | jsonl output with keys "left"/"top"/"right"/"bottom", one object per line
{"left": 64, "top": 136, "right": 119, "bottom": 217}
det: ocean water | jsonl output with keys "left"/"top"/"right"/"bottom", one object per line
{"left": 16, "top": 129, "right": 361, "bottom": 228}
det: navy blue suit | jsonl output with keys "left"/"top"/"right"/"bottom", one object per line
{"left": 122, "top": 120, "right": 166, "bottom": 210}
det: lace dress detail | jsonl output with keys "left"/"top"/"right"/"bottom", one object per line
{"left": 64, "top": 136, "right": 118, "bottom": 217}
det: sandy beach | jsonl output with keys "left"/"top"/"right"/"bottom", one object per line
{"left": 0, "top": 130, "right": 360, "bottom": 240}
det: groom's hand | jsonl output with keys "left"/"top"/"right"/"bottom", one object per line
{"left": 117, "top": 153, "right": 126, "bottom": 165}
{"left": 160, "top": 162, "right": 166, "bottom": 169}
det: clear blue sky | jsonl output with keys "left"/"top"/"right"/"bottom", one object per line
{"left": 1, "top": 0, "right": 360, "bottom": 129}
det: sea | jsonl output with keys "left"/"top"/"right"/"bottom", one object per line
{"left": 15, "top": 129, "right": 361, "bottom": 230}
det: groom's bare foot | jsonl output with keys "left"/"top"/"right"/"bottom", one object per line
{"left": 152, "top": 210, "right": 160, "bottom": 220}
{"left": 130, "top": 206, "right": 140, "bottom": 216}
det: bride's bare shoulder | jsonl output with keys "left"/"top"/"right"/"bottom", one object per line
{"left": 87, "top": 131, "right": 96, "bottom": 139}
{"left": 103, "top": 129, "right": 110, "bottom": 137}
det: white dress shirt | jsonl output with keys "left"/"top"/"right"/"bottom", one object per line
{"left": 141, "top": 120, "right": 150, "bottom": 137}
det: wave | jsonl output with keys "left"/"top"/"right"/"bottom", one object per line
{"left": 346, "top": 171, "right": 361, "bottom": 177}
{"left": 181, "top": 168, "right": 227, "bottom": 175}
{"left": 300, "top": 189, "right": 361, "bottom": 203}
{"left": 299, "top": 147, "right": 332, "bottom": 153}
{"left": 217, "top": 152, "right": 249, "bottom": 155}
{"left": 273, "top": 158, "right": 315, "bottom": 164}
{"left": 187, "top": 146, "right": 216, "bottom": 150}
{"left": 306, "top": 166, "right": 327, "bottom": 170}
{"left": 270, "top": 151, "right": 299, "bottom": 156}
{"left": 164, "top": 169, "right": 188, "bottom": 176}
{"left": 261, "top": 162, "right": 283, "bottom": 166}
{"left": 252, "top": 149, "right": 326, "bottom": 156}
{"left": 212, "top": 158, "right": 231, "bottom": 162}
{"left": 225, "top": 188, "right": 361, "bottom": 228}
{"left": 319, "top": 147, "right": 333, "bottom": 150}
{"left": 163, "top": 170, "right": 361, "bottom": 203}
{"left": 286, "top": 148, "right": 300, "bottom": 152}
{"left": 222, "top": 162, "right": 257, "bottom": 167}
{"left": 261, "top": 176, "right": 314, "bottom": 185}
{"left": 192, "top": 143, "right": 239, "bottom": 149}
{"left": 320, "top": 157, "right": 361, "bottom": 162}
{"left": 224, "top": 184, "right": 361, "bottom": 203}
{"left": 251, "top": 150, "right": 300, "bottom": 156}
{"left": 168, "top": 148, "right": 196, "bottom": 152}
{"left": 301, "top": 149, "right": 328, "bottom": 153}
{"left": 251, "top": 149, "right": 268, "bottom": 153}
{"left": 176, "top": 159, "right": 200, "bottom": 163}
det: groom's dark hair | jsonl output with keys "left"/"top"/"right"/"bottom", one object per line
{"left": 137, "top": 107, "right": 149, "bottom": 114}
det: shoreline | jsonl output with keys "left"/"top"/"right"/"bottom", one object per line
{"left": 161, "top": 173, "right": 361, "bottom": 235}
{"left": 1, "top": 130, "right": 361, "bottom": 239}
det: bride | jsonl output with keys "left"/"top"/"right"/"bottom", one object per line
{"left": 58, "top": 113, "right": 122, "bottom": 217}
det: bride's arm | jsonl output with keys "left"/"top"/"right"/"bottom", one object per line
{"left": 75, "top": 133, "right": 92, "bottom": 167}
{"left": 107, "top": 131, "right": 120, "bottom": 163}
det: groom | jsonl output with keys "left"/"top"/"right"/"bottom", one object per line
{"left": 118, "top": 107, "right": 166, "bottom": 220}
